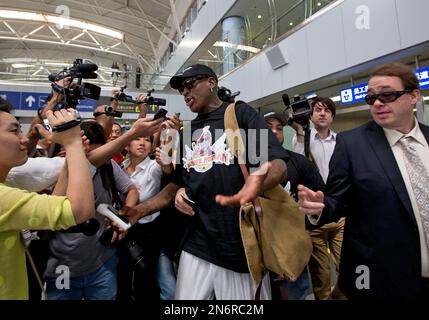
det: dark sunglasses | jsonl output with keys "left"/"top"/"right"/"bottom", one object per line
{"left": 364, "top": 90, "right": 413, "bottom": 105}
{"left": 178, "top": 75, "right": 209, "bottom": 93}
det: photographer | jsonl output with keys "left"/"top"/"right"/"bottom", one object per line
{"left": 44, "top": 120, "right": 139, "bottom": 300}
{"left": 0, "top": 97, "right": 94, "bottom": 299}
{"left": 291, "top": 97, "right": 345, "bottom": 300}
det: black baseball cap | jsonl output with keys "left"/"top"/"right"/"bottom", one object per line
{"left": 263, "top": 112, "right": 287, "bottom": 126}
{"left": 170, "top": 64, "right": 217, "bottom": 90}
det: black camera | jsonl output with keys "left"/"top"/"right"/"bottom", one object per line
{"left": 282, "top": 94, "right": 315, "bottom": 127}
{"left": 218, "top": 86, "right": 240, "bottom": 103}
{"left": 117, "top": 86, "right": 166, "bottom": 106}
{"left": 93, "top": 105, "right": 123, "bottom": 118}
{"left": 48, "top": 58, "right": 101, "bottom": 110}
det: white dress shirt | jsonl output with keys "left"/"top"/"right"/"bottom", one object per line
{"left": 123, "top": 157, "right": 162, "bottom": 224}
{"left": 383, "top": 119, "right": 429, "bottom": 277}
{"left": 293, "top": 128, "right": 337, "bottom": 183}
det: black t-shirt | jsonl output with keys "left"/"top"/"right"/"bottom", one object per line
{"left": 177, "top": 102, "right": 289, "bottom": 273}
{"left": 284, "top": 150, "right": 325, "bottom": 201}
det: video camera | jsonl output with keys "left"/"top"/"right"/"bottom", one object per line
{"left": 48, "top": 58, "right": 101, "bottom": 110}
{"left": 117, "top": 86, "right": 166, "bottom": 106}
{"left": 282, "top": 93, "right": 316, "bottom": 127}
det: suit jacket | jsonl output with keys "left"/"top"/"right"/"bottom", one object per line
{"left": 318, "top": 120, "right": 429, "bottom": 300}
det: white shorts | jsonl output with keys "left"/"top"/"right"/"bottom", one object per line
{"left": 175, "top": 251, "right": 271, "bottom": 300}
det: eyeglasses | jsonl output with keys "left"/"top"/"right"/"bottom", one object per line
{"left": 178, "top": 76, "right": 209, "bottom": 93}
{"left": 364, "top": 90, "right": 412, "bottom": 105}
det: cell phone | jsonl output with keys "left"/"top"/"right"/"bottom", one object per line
{"left": 153, "top": 108, "right": 168, "bottom": 120}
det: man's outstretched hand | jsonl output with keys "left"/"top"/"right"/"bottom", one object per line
{"left": 297, "top": 184, "right": 325, "bottom": 216}
{"left": 215, "top": 162, "right": 272, "bottom": 207}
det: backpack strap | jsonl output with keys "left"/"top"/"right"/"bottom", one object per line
{"left": 224, "top": 103, "right": 248, "bottom": 179}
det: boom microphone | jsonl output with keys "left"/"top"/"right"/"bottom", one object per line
{"left": 282, "top": 93, "right": 290, "bottom": 107}
{"left": 73, "top": 63, "right": 98, "bottom": 74}
{"left": 79, "top": 72, "right": 98, "bottom": 79}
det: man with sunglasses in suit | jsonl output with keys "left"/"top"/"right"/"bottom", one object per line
{"left": 169, "top": 64, "right": 289, "bottom": 300}
{"left": 298, "top": 62, "right": 429, "bottom": 299}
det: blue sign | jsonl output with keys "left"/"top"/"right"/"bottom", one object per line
{"left": 21, "top": 92, "right": 46, "bottom": 110}
{"left": 340, "top": 83, "right": 368, "bottom": 105}
{"left": 416, "top": 66, "right": 429, "bottom": 89}
{"left": 0, "top": 91, "right": 21, "bottom": 108}
{"left": 0, "top": 90, "right": 98, "bottom": 112}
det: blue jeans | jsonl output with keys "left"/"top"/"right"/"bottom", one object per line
{"left": 284, "top": 267, "right": 311, "bottom": 300}
{"left": 45, "top": 254, "right": 119, "bottom": 300}
{"left": 156, "top": 250, "right": 176, "bottom": 300}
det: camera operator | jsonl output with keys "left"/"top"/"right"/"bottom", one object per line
{"left": 264, "top": 112, "right": 325, "bottom": 300}
{"left": 290, "top": 97, "right": 345, "bottom": 300}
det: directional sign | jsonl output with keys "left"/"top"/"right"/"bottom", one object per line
{"left": 0, "top": 91, "right": 21, "bottom": 108}
{"left": 0, "top": 90, "right": 99, "bottom": 112}
{"left": 21, "top": 92, "right": 48, "bottom": 110}
{"left": 416, "top": 66, "right": 429, "bottom": 89}
{"left": 340, "top": 83, "right": 368, "bottom": 105}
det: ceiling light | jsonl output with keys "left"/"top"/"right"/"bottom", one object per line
{"left": 330, "top": 95, "right": 341, "bottom": 102}
{"left": 289, "top": 22, "right": 294, "bottom": 26}
{"left": 0, "top": 9, "right": 123, "bottom": 39}
{"left": 317, "top": 2, "right": 322, "bottom": 6}
{"left": 258, "top": 15, "right": 262, "bottom": 19}
{"left": 12, "top": 63, "right": 35, "bottom": 68}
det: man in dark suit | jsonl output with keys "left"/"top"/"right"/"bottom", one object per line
{"left": 298, "top": 62, "right": 429, "bottom": 299}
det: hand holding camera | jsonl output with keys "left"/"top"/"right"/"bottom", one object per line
{"left": 36, "top": 109, "right": 82, "bottom": 146}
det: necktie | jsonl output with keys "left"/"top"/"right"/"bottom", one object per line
{"left": 398, "top": 136, "right": 429, "bottom": 248}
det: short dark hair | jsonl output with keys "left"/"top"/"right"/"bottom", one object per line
{"left": 370, "top": 62, "right": 419, "bottom": 91}
{"left": 0, "top": 96, "right": 13, "bottom": 113}
{"left": 80, "top": 120, "right": 106, "bottom": 145}
{"left": 311, "top": 97, "right": 336, "bottom": 118}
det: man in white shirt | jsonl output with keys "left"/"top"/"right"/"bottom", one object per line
{"left": 291, "top": 97, "right": 345, "bottom": 300}
{"left": 298, "top": 62, "right": 429, "bottom": 299}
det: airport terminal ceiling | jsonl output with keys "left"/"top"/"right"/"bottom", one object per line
{"left": 0, "top": 0, "right": 176, "bottom": 90}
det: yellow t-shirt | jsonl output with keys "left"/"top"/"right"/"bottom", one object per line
{"left": 0, "top": 183, "right": 76, "bottom": 300}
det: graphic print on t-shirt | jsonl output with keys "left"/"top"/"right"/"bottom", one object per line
{"left": 183, "top": 126, "right": 232, "bottom": 173}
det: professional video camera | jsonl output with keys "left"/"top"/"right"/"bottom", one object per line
{"left": 218, "top": 86, "right": 241, "bottom": 103}
{"left": 117, "top": 86, "right": 166, "bottom": 106}
{"left": 282, "top": 93, "right": 316, "bottom": 127}
{"left": 48, "top": 58, "right": 101, "bottom": 110}
{"left": 282, "top": 93, "right": 317, "bottom": 158}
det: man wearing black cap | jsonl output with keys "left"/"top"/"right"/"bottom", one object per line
{"left": 169, "top": 64, "right": 289, "bottom": 300}
{"left": 264, "top": 111, "right": 325, "bottom": 300}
